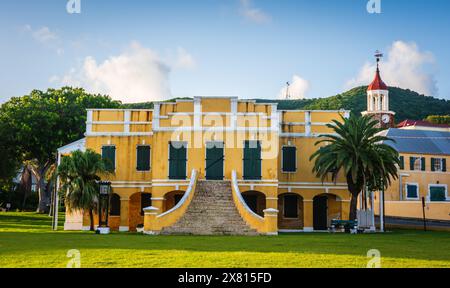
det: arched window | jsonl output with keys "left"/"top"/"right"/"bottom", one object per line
{"left": 110, "top": 194, "right": 121, "bottom": 216}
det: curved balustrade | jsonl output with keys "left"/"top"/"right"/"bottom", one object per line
{"left": 143, "top": 170, "right": 199, "bottom": 234}
{"left": 231, "top": 170, "right": 267, "bottom": 234}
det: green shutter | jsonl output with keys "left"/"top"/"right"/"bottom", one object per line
{"left": 399, "top": 156, "right": 405, "bottom": 170}
{"left": 430, "top": 187, "right": 446, "bottom": 202}
{"left": 431, "top": 158, "right": 436, "bottom": 172}
{"left": 206, "top": 143, "right": 224, "bottom": 180}
{"left": 421, "top": 157, "right": 426, "bottom": 171}
{"left": 283, "top": 147, "right": 297, "bottom": 172}
{"left": 243, "top": 141, "right": 261, "bottom": 180}
{"left": 102, "top": 146, "right": 116, "bottom": 172}
{"left": 443, "top": 159, "right": 447, "bottom": 172}
{"left": 410, "top": 157, "right": 415, "bottom": 171}
{"left": 406, "top": 185, "right": 418, "bottom": 199}
{"left": 169, "top": 142, "right": 187, "bottom": 180}
{"left": 137, "top": 146, "right": 150, "bottom": 171}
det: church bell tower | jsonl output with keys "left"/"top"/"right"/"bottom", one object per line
{"left": 361, "top": 51, "right": 395, "bottom": 129}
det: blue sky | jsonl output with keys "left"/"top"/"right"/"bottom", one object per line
{"left": 1, "top": 0, "right": 449, "bottom": 103}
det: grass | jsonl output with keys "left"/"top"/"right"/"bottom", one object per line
{"left": 0, "top": 212, "right": 449, "bottom": 268}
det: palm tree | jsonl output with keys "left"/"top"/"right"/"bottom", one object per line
{"left": 310, "top": 115, "right": 399, "bottom": 221}
{"left": 57, "top": 150, "right": 109, "bottom": 231}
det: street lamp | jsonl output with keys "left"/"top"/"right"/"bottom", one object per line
{"left": 97, "top": 181, "right": 112, "bottom": 235}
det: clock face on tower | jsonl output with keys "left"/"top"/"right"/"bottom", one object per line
{"left": 382, "top": 114, "right": 391, "bottom": 124}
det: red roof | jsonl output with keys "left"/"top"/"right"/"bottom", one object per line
{"left": 397, "top": 120, "right": 450, "bottom": 129}
{"left": 367, "top": 69, "right": 388, "bottom": 91}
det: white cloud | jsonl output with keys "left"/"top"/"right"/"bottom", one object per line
{"left": 32, "top": 26, "right": 58, "bottom": 43}
{"left": 23, "top": 25, "right": 63, "bottom": 54}
{"left": 58, "top": 42, "right": 196, "bottom": 103}
{"left": 278, "top": 75, "right": 310, "bottom": 100}
{"left": 175, "top": 47, "right": 196, "bottom": 69}
{"left": 346, "top": 41, "right": 437, "bottom": 95}
{"left": 239, "top": 0, "right": 271, "bottom": 24}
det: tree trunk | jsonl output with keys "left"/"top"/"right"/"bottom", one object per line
{"left": 35, "top": 164, "right": 51, "bottom": 214}
{"left": 347, "top": 173, "right": 362, "bottom": 221}
{"left": 20, "top": 166, "right": 32, "bottom": 211}
{"left": 89, "top": 209, "right": 95, "bottom": 231}
{"left": 349, "top": 192, "right": 359, "bottom": 221}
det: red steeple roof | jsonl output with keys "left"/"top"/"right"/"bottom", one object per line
{"left": 368, "top": 68, "right": 388, "bottom": 91}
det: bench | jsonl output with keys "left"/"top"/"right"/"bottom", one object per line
{"left": 330, "top": 220, "right": 359, "bottom": 234}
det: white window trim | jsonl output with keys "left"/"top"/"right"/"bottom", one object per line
{"left": 432, "top": 158, "right": 445, "bottom": 173}
{"left": 136, "top": 145, "right": 151, "bottom": 172}
{"left": 281, "top": 145, "right": 297, "bottom": 174}
{"left": 101, "top": 145, "right": 117, "bottom": 172}
{"left": 405, "top": 183, "right": 420, "bottom": 200}
{"left": 411, "top": 157, "right": 423, "bottom": 171}
{"left": 427, "top": 184, "right": 449, "bottom": 202}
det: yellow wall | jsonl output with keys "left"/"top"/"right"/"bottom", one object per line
{"left": 379, "top": 153, "right": 450, "bottom": 221}
{"left": 74, "top": 98, "right": 381, "bottom": 232}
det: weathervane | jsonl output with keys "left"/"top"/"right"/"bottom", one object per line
{"left": 375, "top": 50, "right": 383, "bottom": 71}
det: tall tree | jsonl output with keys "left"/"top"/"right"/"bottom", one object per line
{"left": 310, "top": 115, "right": 400, "bottom": 221}
{"left": 58, "top": 150, "right": 110, "bottom": 231}
{"left": 0, "top": 87, "right": 121, "bottom": 213}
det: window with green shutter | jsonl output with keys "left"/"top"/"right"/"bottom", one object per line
{"left": 429, "top": 186, "right": 446, "bottom": 202}
{"left": 169, "top": 142, "right": 187, "bottom": 180}
{"left": 406, "top": 184, "right": 419, "bottom": 199}
{"left": 410, "top": 157, "right": 424, "bottom": 171}
{"left": 399, "top": 156, "right": 405, "bottom": 170}
{"left": 282, "top": 146, "right": 297, "bottom": 172}
{"left": 102, "top": 146, "right": 116, "bottom": 172}
{"left": 431, "top": 158, "right": 446, "bottom": 172}
{"left": 136, "top": 146, "right": 151, "bottom": 171}
{"left": 243, "top": 141, "right": 261, "bottom": 180}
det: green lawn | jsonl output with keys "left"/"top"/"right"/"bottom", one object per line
{"left": 0, "top": 212, "right": 449, "bottom": 268}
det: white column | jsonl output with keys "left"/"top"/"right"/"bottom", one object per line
{"left": 86, "top": 110, "right": 93, "bottom": 134}
{"left": 53, "top": 152, "right": 62, "bottom": 231}
{"left": 379, "top": 190, "right": 384, "bottom": 232}
{"left": 370, "top": 191, "right": 376, "bottom": 231}
{"left": 231, "top": 98, "right": 238, "bottom": 130}
{"left": 305, "top": 111, "right": 311, "bottom": 136}
{"left": 194, "top": 97, "right": 202, "bottom": 131}
{"left": 124, "top": 110, "right": 131, "bottom": 133}
{"left": 153, "top": 104, "right": 160, "bottom": 131}
{"left": 271, "top": 104, "right": 279, "bottom": 132}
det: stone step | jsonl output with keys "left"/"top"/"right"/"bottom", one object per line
{"left": 161, "top": 181, "right": 259, "bottom": 236}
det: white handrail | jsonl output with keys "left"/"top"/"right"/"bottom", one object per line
{"left": 231, "top": 170, "right": 264, "bottom": 220}
{"left": 157, "top": 170, "right": 198, "bottom": 218}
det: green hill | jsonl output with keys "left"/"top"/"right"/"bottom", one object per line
{"left": 123, "top": 86, "right": 450, "bottom": 123}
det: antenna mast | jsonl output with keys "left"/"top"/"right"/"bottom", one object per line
{"left": 285, "top": 82, "right": 290, "bottom": 100}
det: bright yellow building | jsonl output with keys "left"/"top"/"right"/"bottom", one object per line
{"left": 61, "top": 97, "right": 351, "bottom": 235}
{"left": 360, "top": 61, "right": 450, "bottom": 224}
{"left": 60, "top": 62, "right": 450, "bottom": 234}
{"left": 376, "top": 129, "right": 450, "bottom": 222}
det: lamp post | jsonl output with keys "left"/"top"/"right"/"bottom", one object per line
{"left": 97, "top": 181, "right": 111, "bottom": 234}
